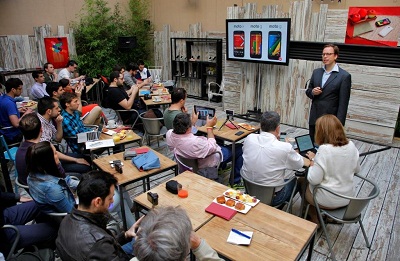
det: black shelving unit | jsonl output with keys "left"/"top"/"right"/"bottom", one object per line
{"left": 170, "top": 38, "right": 222, "bottom": 99}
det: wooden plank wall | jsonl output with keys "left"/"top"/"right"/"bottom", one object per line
{"left": 0, "top": 25, "right": 76, "bottom": 97}
{"left": 153, "top": 0, "right": 400, "bottom": 145}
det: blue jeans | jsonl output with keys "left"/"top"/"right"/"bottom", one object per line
{"left": 272, "top": 178, "right": 297, "bottom": 206}
{"left": 220, "top": 144, "right": 243, "bottom": 184}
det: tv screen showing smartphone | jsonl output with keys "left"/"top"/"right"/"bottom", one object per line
{"left": 194, "top": 105, "right": 215, "bottom": 121}
{"left": 250, "top": 31, "right": 262, "bottom": 58}
{"left": 268, "top": 31, "right": 281, "bottom": 60}
{"left": 233, "top": 31, "right": 245, "bottom": 57}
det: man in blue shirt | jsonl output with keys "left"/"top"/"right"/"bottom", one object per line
{"left": 59, "top": 86, "right": 91, "bottom": 153}
{"left": 0, "top": 78, "right": 33, "bottom": 145}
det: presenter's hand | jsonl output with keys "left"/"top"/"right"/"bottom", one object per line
{"left": 312, "top": 87, "right": 322, "bottom": 96}
{"left": 205, "top": 115, "right": 217, "bottom": 127}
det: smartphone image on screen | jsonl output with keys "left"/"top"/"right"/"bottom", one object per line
{"left": 250, "top": 31, "right": 262, "bottom": 59}
{"left": 375, "top": 18, "right": 391, "bottom": 27}
{"left": 268, "top": 31, "right": 281, "bottom": 60}
{"left": 233, "top": 31, "right": 245, "bottom": 57}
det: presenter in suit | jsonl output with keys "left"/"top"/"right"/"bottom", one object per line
{"left": 306, "top": 44, "right": 351, "bottom": 143}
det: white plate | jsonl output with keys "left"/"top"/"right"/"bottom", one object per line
{"left": 223, "top": 189, "right": 260, "bottom": 207}
{"left": 212, "top": 196, "right": 251, "bottom": 214}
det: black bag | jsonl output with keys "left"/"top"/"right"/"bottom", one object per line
{"left": 8, "top": 246, "right": 55, "bottom": 261}
{"left": 166, "top": 180, "right": 181, "bottom": 194}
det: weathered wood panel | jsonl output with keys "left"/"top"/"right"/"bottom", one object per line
{"left": 345, "top": 120, "right": 395, "bottom": 143}
{"left": 324, "top": 9, "right": 348, "bottom": 43}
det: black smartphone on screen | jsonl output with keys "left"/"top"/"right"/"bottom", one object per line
{"left": 250, "top": 31, "right": 262, "bottom": 59}
{"left": 268, "top": 31, "right": 281, "bottom": 60}
{"left": 233, "top": 31, "right": 245, "bottom": 57}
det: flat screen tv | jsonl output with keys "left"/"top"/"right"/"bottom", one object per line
{"left": 226, "top": 18, "right": 291, "bottom": 65}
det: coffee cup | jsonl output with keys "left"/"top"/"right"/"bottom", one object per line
{"left": 108, "top": 120, "right": 116, "bottom": 128}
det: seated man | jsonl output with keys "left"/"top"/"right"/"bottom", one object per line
{"left": 59, "top": 91, "right": 93, "bottom": 154}
{"left": 58, "top": 60, "right": 85, "bottom": 82}
{"left": 59, "top": 79, "right": 103, "bottom": 125}
{"left": 134, "top": 206, "right": 222, "bottom": 261}
{"left": 241, "top": 111, "right": 310, "bottom": 206}
{"left": 135, "top": 59, "right": 151, "bottom": 82}
{"left": 106, "top": 71, "right": 144, "bottom": 124}
{"left": 123, "top": 62, "right": 147, "bottom": 92}
{"left": 36, "top": 97, "right": 91, "bottom": 174}
{"left": 164, "top": 87, "right": 187, "bottom": 130}
{"left": 166, "top": 113, "right": 243, "bottom": 184}
{"left": 0, "top": 186, "right": 57, "bottom": 257}
{"left": 56, "top": 171, "right": 139, "bottom": 260}
{"left": 30, "top": 71, "right": 48, "bottom": 100}
{"left": 0, "top": 78, "right": 32, "bottom": 145}
{"left": 43, "top": 62, "right": 58, "bottom": 83}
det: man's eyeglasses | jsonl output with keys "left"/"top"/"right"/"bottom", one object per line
{"left": 322, "top": 53, "right": 334, "bottom": 57}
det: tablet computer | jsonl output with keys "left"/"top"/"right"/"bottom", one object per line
{"left": 194, "top": 105, "right": 215, "bottom": 120}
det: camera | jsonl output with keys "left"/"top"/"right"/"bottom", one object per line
{"left": 226, "top": 109, "right": 234, "bottom": 120}
{"left": 144, "top": 93, "right": 152, "bottom": 100}
{"left": 114, "top": 160, "right": 123, "bottom": 174}
{"left": 147, "top": 192, "right": 159, "bottom": 206}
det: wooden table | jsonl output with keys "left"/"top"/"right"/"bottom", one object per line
{"left": 133, "top": 171, "right": 228, "bottom": 230}
{"left": 197, "top": 121, "right": 260, "bottom": 185}
{"left": 99, "top": 130, "right": 141, "bottom": 148}
{"left": 141, "top": 94, "right": 171, "bottom": 110}
{"left": 93, "top": 146, "right": 177, "bottom": 229}
{"left": 85, "top": 78, "right": 100, "bottom": 93}
{"left": 196, "top": 202, "right": 317, "bottom": 261}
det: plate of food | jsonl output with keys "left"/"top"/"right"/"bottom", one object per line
{"left": 213, "top": 196, "right": 251, "bottom": 214}
{"left": 237, "top": 123, "right": 255, "bottom": 131}
{"left": 223, "top": 189, "right": 259, "bottom": 207}
{"left": 24, "top": 101, "right": 37, "bottom": 107}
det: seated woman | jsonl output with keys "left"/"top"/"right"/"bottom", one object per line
{"left": 27, "top": 141, "right": 136, "bottom": 227}
{"left": 304, "top": 114, "right": 361, "bottom": 226}
{"left": 59, "top": 78, "right": 104, "bottom": 125}
{"left": 27, "top": 141, "right": 77, "bottom": 213}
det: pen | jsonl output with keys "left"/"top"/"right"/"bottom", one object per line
{"left": 231, "top": 228, "right": 251, "bottom": 239}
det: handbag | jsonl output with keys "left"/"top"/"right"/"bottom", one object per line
{"left": 8, "top": 246, "right": 55, "bottom": 261}
{"left": 132, "top": 150, "right": 160, "bottom": 171}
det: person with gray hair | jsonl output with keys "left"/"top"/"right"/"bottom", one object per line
{"left": 132, "top": 206, "right": 222, "bottom": 261}
{"left": 241, "top": 111, "right": 310, "bottom": 206}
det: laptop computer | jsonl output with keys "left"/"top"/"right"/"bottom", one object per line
{"left": 295, "top": 134, "right": 317, "bottom": 158}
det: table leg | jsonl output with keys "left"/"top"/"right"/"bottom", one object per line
{"left": 229, "top": 142, "right": 236, "bottom": 186}
{"left": 146, "top": 177, "right": 150, "bottom": 191}
{"left": 306, "top": 232, "right": 316, "bottom": 261}
{"left": 119, "top": 184, "right": 128, "bottom": 231}
{"left": 133, "top": 201, "right": 140, "bottom": 220}
{"left": 142, "top": 180, "right": 146, "bottom": 192}
{"left": 174, "top": 166, "right": 178, "bottom": 176}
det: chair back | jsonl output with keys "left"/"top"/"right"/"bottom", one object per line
{"left": 242, "top": 175, "right": 277, "bottom": 205}
{"left": 139, "top": 112, "right": 163, "bottom": 135}
{"left": 148, "top": 66, "right": 162, "bottom": 83}
{"left": 1, "top": 225, "right": 20, "bottom": 260}
{"left": 0, "top": 135, "right": 15, "bottom": 160}
{"left": 343, "top": 175, "right": 380, "bottom": 220}
{"left": 174, "top": 150, "right": 199, "bottom": 174}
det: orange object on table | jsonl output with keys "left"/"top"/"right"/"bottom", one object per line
{"left": 178, "top": 189, "right": 188, "bottom": 198}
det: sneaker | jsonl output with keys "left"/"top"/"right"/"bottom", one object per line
{"left": 232, "top": 182, "right": 245, "bottom": 190}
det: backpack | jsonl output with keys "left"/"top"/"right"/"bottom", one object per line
{"left": 7, "top": 246, "right": 55, "bottom": 261}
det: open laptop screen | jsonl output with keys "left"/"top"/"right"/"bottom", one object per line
{"left": 295, "top": 134, "right": 314, "bottom": 153}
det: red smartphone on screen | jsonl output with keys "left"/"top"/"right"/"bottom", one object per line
{"left": 250, "top": 31, "right": 262, "bottom": 59}
{"left": 233, "top": 31, "right": 245, "bottom": 57}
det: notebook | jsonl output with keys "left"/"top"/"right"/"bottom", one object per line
{"left": 295, "top": 134, "right": 317, "bottom": 157}
{"left": 205, "top": 202, "right": 237, "bottom": 221}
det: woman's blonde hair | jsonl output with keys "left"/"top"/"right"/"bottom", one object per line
{"left": 315, "top": 114, "right": 348, "bottom": 146}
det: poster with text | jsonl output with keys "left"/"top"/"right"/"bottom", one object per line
{"left": 345, "top": 7, "right": 400, "bottom": 47}
{"left": 44, "top": 37, "right": 70, "bottom": 69}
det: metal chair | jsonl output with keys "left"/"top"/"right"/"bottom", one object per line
{"left": 139, "top": 111, "right": 167, "bottom": 147}
{"left": 208, "top": 81, "right": 224, "bottom": 109}
{"left": 0, "top": 135, "right": 19, "bottom": 193}
{"left": 1, "top": 224, "right": 20, "bottom": 260}
{"left": 304, "top": 173, "right": 379, "bottom": 261}
{"left": 115, "top": 109, "right": 140, "bottom": 130}
{"left": 242, "top": 175, "right": 298, "bottom": 213}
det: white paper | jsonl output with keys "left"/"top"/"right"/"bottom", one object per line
{"left": 227, "top": 230, "right": 253, "bottom": 245}
{"left": 85, "top": 139, "right": 115, "bottom": 150}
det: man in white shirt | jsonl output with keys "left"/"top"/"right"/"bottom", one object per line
{"left": 30, "top": 71, "right": 48, "bottom": 100}
{"left": 241, "top": 111, "right": 310, "bottom": 206}
{"left": 135, "top": 59, "right": 151, "bottom": 82}
{"left": 58, "top": 60, "right": 85, "bottom": 82}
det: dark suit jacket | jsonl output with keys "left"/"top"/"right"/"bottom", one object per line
{"left": 305, "top": 66, "right": 351, "bottom": 126}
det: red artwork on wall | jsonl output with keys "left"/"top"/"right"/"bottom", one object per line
{"left": 44, "top": 37, "right": 70, "bottom": 69}
{"left": 345, "top": 7, "right": 400, "bottom": 47}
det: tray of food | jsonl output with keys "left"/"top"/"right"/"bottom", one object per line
{"left": 223, "top": 189, "right": 259, "bottom": 207}
{"left": 23, "top": 101, "right": 37, "bottom": 107}
{"left": 237, "top": 123, "right": 255, "bottom": 131}
{"left": 213, "top": 196, "right": 251, "bottom": 214}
